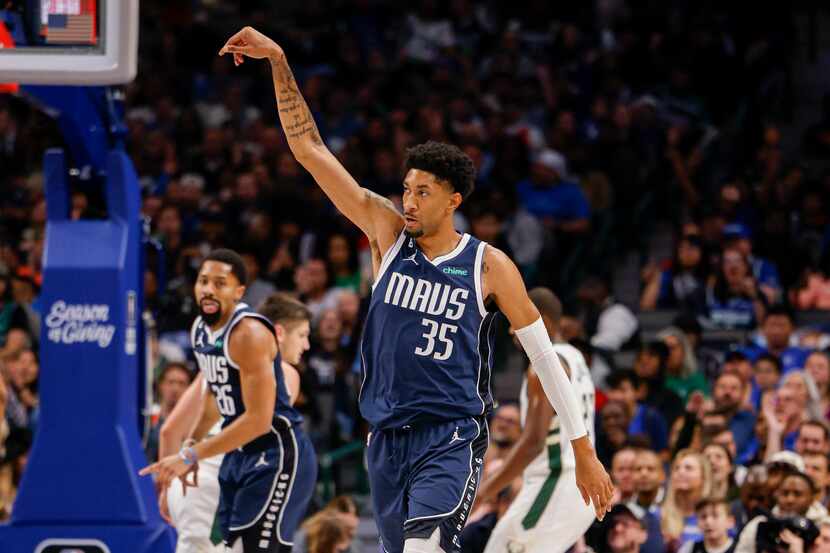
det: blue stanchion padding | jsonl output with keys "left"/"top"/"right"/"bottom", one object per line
{"left": 0, "top": 149, "right": 175, "bottom": 553}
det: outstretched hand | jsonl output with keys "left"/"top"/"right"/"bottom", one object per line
{"left": 573, "top": 438, "right": 615, "bottom": 521}
{"left": 139, "top": 453, "right": 196, "bottom": 493}
{"left": 219, "top": 26, "right": 283, "bottom": 66}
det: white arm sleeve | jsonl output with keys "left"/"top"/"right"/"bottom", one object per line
{"left": 514, "top": 317, "right": 587, "bottom": 441}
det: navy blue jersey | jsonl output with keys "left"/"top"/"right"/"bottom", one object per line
{"left": 360, "top": 232, "right": 497, "bottom": 429}
{"left": 192, "top": 303, "right": 302, "bottom": 429}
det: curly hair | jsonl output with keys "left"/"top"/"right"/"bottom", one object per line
{"left": 404, "top": 141, "right": 476, "bottom": 200}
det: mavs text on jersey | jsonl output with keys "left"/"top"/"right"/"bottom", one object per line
{"left": 360, "top": 232, "right": 498, "bottom": 428}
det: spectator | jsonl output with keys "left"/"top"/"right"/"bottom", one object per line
{"left": 674, "top": 313, "right": 724, "bottom": 386}
{"left": 752, "top": 354, "right": 783, "bottom": 412}
{"left": 516, "top": 149, "right": 590, "bottom": 234}
{"left": 240, "top": 251, "right": 277, "bottom": 310}
{"left": 677, "top": 497, "right": 736, "bottom": 553}
{"left": 671, "top": 397, "right": 740, "bottom": 458}
{"left": 606, "top": 370, "right": 669, "bottom": 454}
{"left": 145, "top": 362, "right": 192, "bottom": 462}
{"left": 295, "top": 259, "right": 341, "bottom": 326}
{"left": 292, "top": 496, "right": 359, "bottom": 553}
{"left": 501, "top": 191, "right": 545, "bottom": 282}
{"left": 795, "top": 421, "right": 830, "bottom": 456}
{"left": 711, "top": 371, "right": 756, "bottom": 462}
{"left": 703, "top": 443, "right": 739, "bottom": 502}
{"left": 597, "top": 401, "right": 633, "bottom": 467}
{"left": 466, "top": 200, "right": 513, "bottom": 259}
{"left": 335, "top": 291, "right": 362, "bottom": 353}
{"left": 301, "top": 512, "right": 351, "bottom": 553}
{"left": 802, "top": 452, "right": 830, "bottom": 507}
{"left": 0, "top": 268, "right": 31, "bottom": 346}
{"left": 594, "top": 504, "right": 652, "bottom": 553}
{"left": 722, "top": 223, "right": 782, "bottom": 304}
{"left": 662, "top": 450, "right": 714, "bottom": 551}
{"left": 658, "top": 327, "right": 709, "bottom": 402}
{"left": 484, "top": 403, "right": 522, "bottom": 466}
{"left": 612, "top": 447, "right": 639, "bottom": 505}
{"left": 763, "top": 380, "right": 810, "bottom": 456}
{"left": 326, "top": 234, "right": 361, "bottom": 293}
{"left": 732, "top": 465, "right": 769, "bottom": 532}
{"left": 805, "top": 352, "right": 830, "bottom": 417}
{"left": 641, "top": 234, "right": 707, "bottom": 313}
{"left": 8, "top": 267, "right": 40, "bottom": 343}
{"left": 764, "top": 452, "right": 807, "bottom": 510}
{"left": 704, "top": 247, "right": 766, "bottom": 330}
{"left": 306, "top": 308, "right": 345, "bottom": 448}
{"left": 735, "top": 472, "right": 820, "bottom": 553}
{"left": 634, "top": 341, "right": 684, "bottom": 426}
{"left": 578, "top": 276, "right": 639, "bottom": 357}
{"left": 723, "top": 352, "right": 755, "bottom": 391}
{"left": 741, "top": 306, "right": 812, "bottom": 375}
{"left": 628, "top": 449, "right": 666, "bottom": 518}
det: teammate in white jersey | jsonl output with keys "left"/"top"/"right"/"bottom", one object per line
{"left": 155, "top": 292, "right": 312, "bottom": 553}
{"left": 477, "top": 287, "right": 597, "bottom": 553}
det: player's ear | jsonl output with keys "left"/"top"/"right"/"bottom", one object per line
{"left": 234, "top": 285, "right": 245, "bottom": 303}
{"left": 448, "top": 191, "right": 462, "bottom": 212}
{"left": 275, "top": 323, "right": 285, "bottom": 343}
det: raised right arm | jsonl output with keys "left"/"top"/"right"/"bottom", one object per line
{"left": 220, "top": 27, "right": 403, "bottom": 254}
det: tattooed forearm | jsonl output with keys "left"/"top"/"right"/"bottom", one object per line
{"left": 271, "top": 53, "right": 323, "bottom": 147}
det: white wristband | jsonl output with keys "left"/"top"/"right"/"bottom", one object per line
{"left": 514, "top": 317, "right": 587, "bottom": 441}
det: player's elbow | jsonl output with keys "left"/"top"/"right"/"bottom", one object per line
{"left": 289, "top": 141, "right": 324, "bottom": 165}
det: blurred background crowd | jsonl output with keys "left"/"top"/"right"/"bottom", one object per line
{"left": 2, "top": 1, "right": 830, "bottom": 552}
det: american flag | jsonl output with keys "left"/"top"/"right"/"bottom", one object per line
{"left": 46, "top": 13, "right": 95, "bottom": 44}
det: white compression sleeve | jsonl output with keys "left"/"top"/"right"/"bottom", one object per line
{"left": 514, "top": 317, "right": 587, "bottom": 441}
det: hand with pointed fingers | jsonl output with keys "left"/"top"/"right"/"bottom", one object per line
{"left": 218, "top": 26, "right": 283, "bottom": 66}
{"left": 574, "top": 440, "right": 615, "bottom": 521}
{"left": 139, "top": 453, "right": 191, "bottom": 493}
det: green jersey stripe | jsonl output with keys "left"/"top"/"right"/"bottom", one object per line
{"left": 521, "top": 443, "right": 562, "bottom": 529}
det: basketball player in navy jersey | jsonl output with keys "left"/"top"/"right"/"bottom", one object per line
{"left": 219, "top": 27, "right": 614, "bottom": 553}
{"left": 140, "top": 250, "right": 316, "bottom": 553}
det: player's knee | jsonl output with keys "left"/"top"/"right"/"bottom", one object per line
{"left": 403, "top": 527, "right": 444, "bottom": 553}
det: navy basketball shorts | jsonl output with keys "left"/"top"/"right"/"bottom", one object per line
{"left": 217, "top": 424, "right": 317, "bottom": 552}
{"left": 367, "top": 416, "right": 489, "bottom": 553}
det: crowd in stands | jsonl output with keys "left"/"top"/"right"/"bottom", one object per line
{"left": 2, "top": 1, "right": 830, "bottom": 552}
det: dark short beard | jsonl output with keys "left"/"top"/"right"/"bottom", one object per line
{"left": 404, "top": 228, "right": 424, "bottom": 238}
{"left": 200, "top": 305, "right": 222, "bottom": 326}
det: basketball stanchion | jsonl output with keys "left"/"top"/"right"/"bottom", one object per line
{"left": 0, "top": 150, "right": 175, "bottom": 553}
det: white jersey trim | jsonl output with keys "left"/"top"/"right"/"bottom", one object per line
{"left": 190, "top": 316, "right": 202, "bottom": 348}
{"left": 275, "top": 415, "right": 299, "bottom": 546}
{"left": 427, "top": 233, "right": 470, "bottom": 266}
{"left": 372, "top": 231, "right": 407, "bottom": 292}
{"left": 223, "top": 309, "right": 275, "bottom": 371}
{"left": 228, "top": 426, "right": 282, "bottom": 533}
{"left": 473, "top": 241, "right": 488, "bottom": 318}
{"left": 475, "top": 316, "right": 486, "bottom": 415}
